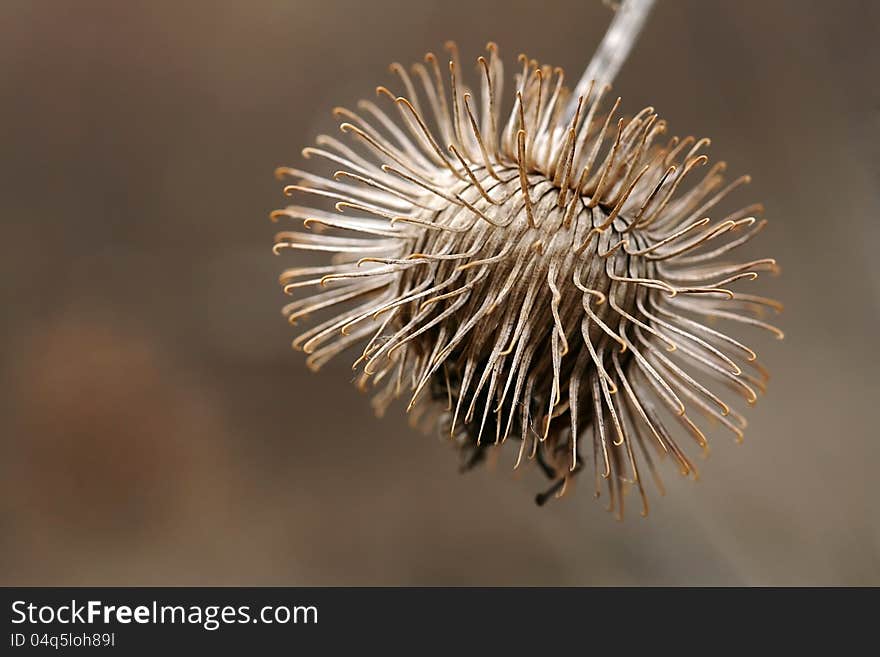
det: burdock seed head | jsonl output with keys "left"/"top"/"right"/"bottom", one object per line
{"left": 271, "top": 40, "right": 782, "bottom": 518}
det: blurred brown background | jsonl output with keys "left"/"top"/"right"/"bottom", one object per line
{"left": 1, "top": 0, "right": 877, "bottom": 585}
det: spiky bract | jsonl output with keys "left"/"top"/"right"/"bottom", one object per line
{"left": 272, "top": 43, "right": 782, "bottom": 516}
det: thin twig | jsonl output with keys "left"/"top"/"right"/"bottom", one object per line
{"left": 564, "top": 0, "right": 656, "bottom": 123}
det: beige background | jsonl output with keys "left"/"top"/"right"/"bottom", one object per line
{"left": 1, "top": 0, "right": 877, "bottom": 585}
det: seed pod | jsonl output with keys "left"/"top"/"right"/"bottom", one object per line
{"left": 271, "top": 43, "right": 782, "bottom": 517}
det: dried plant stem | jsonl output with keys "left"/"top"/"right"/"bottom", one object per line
{"left": 565, "top": 0, "right": 656, "bottom": 123}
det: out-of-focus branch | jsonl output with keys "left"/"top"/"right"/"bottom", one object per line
{"left": 564, "top": 0, "right": 656, "bottom": 122}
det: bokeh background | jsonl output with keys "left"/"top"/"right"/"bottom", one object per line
{"left": 2, "top": 0, "right": 877, "bottom": 585}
